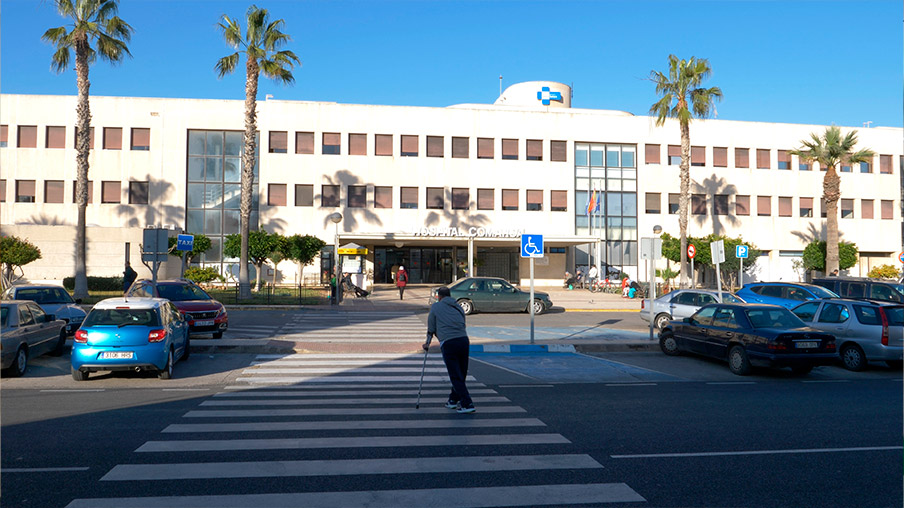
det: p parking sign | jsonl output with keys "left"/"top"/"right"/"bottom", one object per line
{"left": 736, "top": 245, "right": 749, "bottom": 259}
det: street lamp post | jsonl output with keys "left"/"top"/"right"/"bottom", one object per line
{"left": 329, "top": 212, "right": 343, "bottom": 305}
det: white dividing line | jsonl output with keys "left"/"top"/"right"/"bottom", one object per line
{"left": 200, "top": 396, "right": 510, "bottom": 406}
{"left": 223, "top": 382, "right": 480, "bottom": 390}
{"left": 242, "top": 367, "right": 450, "bottom": 374}
{"left": 251, "top": 360, "right": 446, "bottom": 366}
{"left": 233, "top": 376, "right": 476, "bottom": 384}
{"left": 183, "top": 406, "right": 527, "bottom": 418}
{"left": 214, "top": 388, "right": 497, "bottom": 397}
{"left": 66, "top": 483, "right": 645, "bottom": 508}
{"left": 162, "top": 418, "right": 547, "bottom": 433}
{"left": 497, "top": 384, "right": 555, "bottom": 388}
{"left": 101, "top": 454, "right": 601, "bottom": 481}
{"left": 269, "top": 338, "right": 427, "bottom": 343}
{"left": 604, "top": 383, "right": 657, "bottom": 387}
{"left": 39, "top": 389, "right": 105, "bottom": 393}
{"left": 255, "top": 354, "right": 434, "bottom": 359}
{"left": 471, "top": 357, "right": 540, "bottom": 381}
{"left": 4, "top": 467, "right": 90, "bottom": 472}
{"left": 611, "top": 445, "right": 904, "bottom": 459}
{"left": 801, "top": 380, "right": 850, "bottom": 383}
{"left": 706, "top": 382, "right": 757, "bottom": 385}
{"left": 162, "top": 388, "right": 210, "bottom": 392}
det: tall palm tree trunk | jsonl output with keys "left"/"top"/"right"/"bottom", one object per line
{"left": 678, "top": 120, "right": 691, "bottom": 288}
{"left": 238, "top": 59, "right": 259, "bottom": 300}
{"left": 73, "top": 36, "right": 91, "bottom": 299}
{"left": 824, "top": 166, "right": 841, "bottom": 274}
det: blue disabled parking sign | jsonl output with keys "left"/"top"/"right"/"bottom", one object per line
{"left": 521, "top": 234, "right": 544, "bottom": 258}
{"left": 736, "top": 245, "right": 749, "bottom": 258}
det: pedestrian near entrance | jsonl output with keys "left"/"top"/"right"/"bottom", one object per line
{"left": 396, "top": 265, "right": 408, "bottom": 300}
{"left": 587, "top": 265, "right": 599, "bottom": 289}
{"left": 424, "top": 287, "right": 475, "bottom": 414}
{"left": 122, "top": 261, "right": 137, "bottom": 294}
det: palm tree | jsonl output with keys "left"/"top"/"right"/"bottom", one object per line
{"left": 216, "top": 5, "right": 300, "bottom": 300}
{"left": 791, "top": 126, "right": 874, "bottom": 275}
{"left": 650, "top": 55, "right": 722, "bottom": 288}
{"left": 42, "top": 0, "right": 132, "bottom": 299}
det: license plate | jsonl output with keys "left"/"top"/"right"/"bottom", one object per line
{"left": 101, "top": 351, "right": 134, "bottom": 359}
{"left": 795, "top": 341, "right": 819, "bottom": 349}
{"left": 194, "top": 320, "right": 214, "bottom": 326}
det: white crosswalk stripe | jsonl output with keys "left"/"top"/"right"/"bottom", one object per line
{"left": 65, "top": 352, "right": 645, "bottom": 507}
{"left": 229, "top": 311, "right": 427, "bottom": 341}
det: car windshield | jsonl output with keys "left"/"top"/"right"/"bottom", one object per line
{"left": 0, "top": 306, "right": 9, "bottom": 328}
{"left": 889, "top": 285, "right": 904, "bottom": 298}
{"left": 83, "top": 308, "right": 161, "bottom": 327}
{"left": 157, "top": 284, "right": 211, "bottom": 301}
{"left": 722, "top": 293, "right": 744, "bottom": 303}
{"left": 16, "top": 288, "right": 74, "bottom": 304}
{"left": 745, "top": 308, "right": 806, "bottom": 329}
{"left": 808, "top": 285, "right": 839, "bottom": 299}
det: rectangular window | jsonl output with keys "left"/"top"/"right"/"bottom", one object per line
{"left": 0, "top": 179, "right": 5, "bottom": 202}
{"left": 451, "top": 137, "right": 469, "bottom": 158}
{"left": 840, "top": 156, "right": 852, "bottom": 173}
{"left": 131, "top": 128, "right": 150, "bottom": 150}
{"left": 691, "top": 146, "right": 705, "bottom": 167}
{"left": 74, "top": 126, "right": 95, "bottom": 149}
{"left": 799, "top": 157, "right": 812, "bottom": 171}
{"left": 103, "top": 127, "right": 122, "bottom": 150}
{"left": 550, "top": 140, "right": 567, "bottom": 162}
{"left": 295, "top": 132, "right": 314, "bottom": 154}
{"left": 840, "top": 198, "right": 854, "bottom": 218}
{"left": 321, "top": 184, "right": 339, "bottom": 207}
{"left": 777, "top": 150, "right": 791, "bottom": 170}
{"left": 691, "top": 194, "right": 706, "bottom": 215}
{"left": 668, "top": 193, "right": 679, "bottom": 214}
{"left": 881, "top": 200, "right": 893, "bottom": 220}
{"left": 477, "top": 138, "right": 494, "bottom": 159}
{"left": 44, "top": 180, "right": 64, "bottom": 203}
{"left": 348, "top": 133, "right": 366, "bottom": 155}
{"left": 46, "top": 126, "right": 66, "bottom": 149}
{"left": 0, "top": 125, "right": 7, "bottom": 147}
{"left": 477, "top": 188, "right": 494, "bottom": 210}
{"left": 72, "top": 180, "right": 93, "bottom": 203}
{"left": 295, "top": 184, "right": 313, "bottom": 206}
{"left": 526, "top": 189, "right": 543, "bottom": 211}
{"left": 757, "top": 195, "right": 771, "bottom": 216}
{"left": 859, "top": 161, "right": 871, "bottom": 173}
{"left": 401, "top": 135, "right": 418, "bottom": 157}
{"left": 101, "top": 181, "right": 121, "bottom": 203}
{"left": 526, "top": 139, "right": 542, "bottom": 161}
{"left": 550, "top": 190, "right": 567, "bottom": 211}
{"left": 451, "top": 188, "right": 469, "bottom": 209}
{"left": 374, "top": 186, "right": 392, "bottom": 208}
{"left": 375, "top": 134, "right": 393, "bottom": 156}
{"left": 861, "top": 199, "right": 873, "bottom": 219}
{"left": 502, "top": 189, "right": 518, "bottom": 210}
{"left": 778, "top": 196, "right": 792, "bottom": 217}
{"left": 426, "top": 187, "right": 443, "bottom": 209}
{"left": 267, "top": 184, "right": 286, "bottom": 206}
{"left": 736, "top": 195, "right": 750, "bottom": 216}
{"left": 735, "top": 148, "right": 749, "bottom": 168}
{"left": 426, "top": 136, "right": 444, "bottom": 157}
{"left": 400, "top": 187, "right": 418, "bottom": 209}
{"left": 713, "top": 194, "right": 729, "bottom": 215}
{"left": 129, "top": 181, "right": 149, "bottom": 205}
{"left": 15, "top": 180, "right": 36, "bottom": 202}
{"left": 645, "top": 192, "right": 661, "bottom": 214}
{"left": 322, "top": 133, "right": 340, "bottom": 155}
{"left": 756, "top": 149, "right": 770, "bottom": 169}
{"left": 879, "top": 155, "right": 892, "bottom": 174}
{"left": 645, "top": 144, "right": 660, "bottom": 164}
{"left": 820, "top": 198, "right": 827, "bottom": 218}
{"left": 800, "top": 197, "right": 814, "bottom": 217}
{"left": 268, "top": 131, "right": 287, "bottom": 153}
{"left": 17, "top": 126, "right": 37, "bottom": 148}
{"left": 502, "top": 139, "right": 518, "bottom": 160}
{"left": 348, "top": 185, "right": 366, "bottom": 208}
{"left": 668, "top": 145, "right": 681, "bottom": 165}
{"left": 713, "top": 147, "right": 728, "bottom": 168}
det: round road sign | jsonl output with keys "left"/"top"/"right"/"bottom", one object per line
{"left": 688, "top": 244, "right": 696, "bottom": 259}
{"left": 899, "top": 251, "right": 904, "bottom": 264}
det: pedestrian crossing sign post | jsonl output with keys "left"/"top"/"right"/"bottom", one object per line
{"left": 520, "top": 234, "right": 543, "bottom": 345}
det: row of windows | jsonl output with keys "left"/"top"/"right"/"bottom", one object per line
{"left": 644, "top": 144, "right": 898, "bottom": 174}
{"left": 0, "top": 125, "right": 151, "bottom": 151}
{"left": 266, "top": 184, "right": 569, "bottom": 212}
{"left": 1, "top": 179, "right": 148, "bottom": 204}
{"left": 263, "top": 131, "right": 569, "bottom": 162}
{"left": 644, "top": 192, "right": 896, "bottom": 220}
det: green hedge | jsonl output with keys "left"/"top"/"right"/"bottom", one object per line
{"left": 63, "top": 276, "right": 124, "bottom": 291}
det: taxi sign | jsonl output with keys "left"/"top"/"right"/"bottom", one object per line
{"left": 176, "top": 234, "right": 194, "bottom": 251}
{"left": 338, "top": 247, "right": 368, "bottom": 255}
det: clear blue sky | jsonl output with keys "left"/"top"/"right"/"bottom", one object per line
{"left": 2, "top": 0, "right": 901, "bottom": 128}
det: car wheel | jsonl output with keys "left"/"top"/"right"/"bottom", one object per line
{"left": 212, "top": 331, "right": 223, "bottom": 339}
{"left": 530, "top": 299, "right": 545, "bottom": 315}
{"left": 457, "top": 299, "right": 474, "bottom": 315}
{"left": 7, "top": 346, "right": 27, "bottom": 378}
{"left": 71, "top": 366, "right": 89, "bottom": 381}
{"left": 728, "top": 345, "right": 751, "bottom": 376}
{"left": 659, "top": 332, "right": 681, "bottom": 356}
{"left": 840, "top": 343, "right": 866, "bottom": 371}
{"left": 654, "top": 313, "right": 672, "bottom": 330}
{"left": 158, "top": 348, "right": 174, "bottom": 380}
{"left": 181, "top": 336, "right": 190, "bottom": 361}
{"left": 50, "top": 329, "right": 67, "bottom": 356}
{"left": 885, "top": 360, "right": 903, "bottom": 370}
{"left": 791, "top": 365, "right": 814, "bottom": 376}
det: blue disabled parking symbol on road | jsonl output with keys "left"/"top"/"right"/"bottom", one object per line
{"left": 521, "top": 234, "right": 544, "bottom": 258}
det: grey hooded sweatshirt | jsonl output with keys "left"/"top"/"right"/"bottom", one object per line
{"left": 426, "top": 296, "right": 468, "bottom": 346}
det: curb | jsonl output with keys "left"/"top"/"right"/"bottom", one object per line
{"left": 470, "top": 344, "right": 576, "bottom": 353}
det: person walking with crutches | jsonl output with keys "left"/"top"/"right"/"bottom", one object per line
{"left": 422, "top": 287, "right": 475, "bottom": 414}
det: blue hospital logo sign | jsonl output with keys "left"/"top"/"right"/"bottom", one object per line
{"left": 537, "top": 86, "right": 563, "bottom": 105}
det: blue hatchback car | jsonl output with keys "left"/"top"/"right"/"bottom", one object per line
{"left": 736, "top": 282, "right": 839, "bottom": 309}
{"left": 71, "top": 297, "right": 189, "bottom": 381}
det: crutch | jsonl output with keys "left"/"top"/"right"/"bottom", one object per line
{"left": 415, "top": 344, "right": 429, "bottom": 409}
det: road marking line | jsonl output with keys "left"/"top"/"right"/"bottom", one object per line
{"left": 611, "top": 445, "right": 903, "bottom": 459}
{"left": 223, "top": 382, "right": 478, "bottom": 390}
{"left": 706, "top": 382, "right": 756, "bottom": 385}
{"left": 39, "top": 389, "right": 105, "bottom": 393}
{"left": 162, "top": 418, "right": 547, "bottom": 433}
{"left": 233, "top": 376, "right": 476, "bottom": 384}
{"left": 497, "top": 384, "right": 555, "bottom": 388}
{"left": 4, "top": 467, "right": 89, "bottom": 472}
{"left": 471, "top": 357, "right": 540, "bottom": 381}
{"left": 183, "top": 406, "right": 527, "bottom": 418}
{"left": 214, "top": 388, "right": 497, "bottom": 397}
{"left": 200, "top": 396, "right": 509, "bottom": 406}
{"left": 604, "top": 383, "right": 657, "bottom": 387}
{"left": 162, "top": 388, "right": 210, "bottom": 392}
{"left": 242, "top": 367, "right": 450, "bottom": 374}
{"left": 255, "top": 354, "right": 435, "bottom": 359}
{"left": 801, "top": 380, "right": 850, "bottom": 383}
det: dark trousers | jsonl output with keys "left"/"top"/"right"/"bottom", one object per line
{"left": 399, "top": 286, "right": 405, "bottom": 300}
{"left": 440, "top": 336, "right": 472, "bottom": 407}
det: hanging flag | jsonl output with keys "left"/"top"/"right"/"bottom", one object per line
{"left": 592, "top": 185, "right": 601, "bottom": 214}
{"left": 586, "top": 186, "right": 596, "bottom": 216}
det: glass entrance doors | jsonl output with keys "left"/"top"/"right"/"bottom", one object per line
{"left": 375, "top": 247, "right": 454, "bottom": 284}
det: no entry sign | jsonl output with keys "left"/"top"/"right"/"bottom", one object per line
{"left": 688, "top": 244, "right": 696, "bottom": 259}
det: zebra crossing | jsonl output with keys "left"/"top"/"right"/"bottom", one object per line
{"left": 227, "top": 311, "right": 427, "bottom": 343}
{"left": 64, "top": 353, "right": 646, "bottom": 507}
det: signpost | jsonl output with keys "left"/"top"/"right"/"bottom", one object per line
{"left": 736, "top": 244, "right": 749, "bottom": 290}
{"left": 176, "top": 234, "right": 194, "bottom": 277}
{"left": 688, "top": 244, "right": 696, "bottom": 288}
{"left": 141, "top": 228, "right": 170, "bottom": 285}
{"left": 711, "top": 240, "right": 726, "bottom": 302}
{"left": 641, "top": 237, "right": 663, "bottom": 341}
{"left": 521, "top": 234, "right": 544, "bottom": 345}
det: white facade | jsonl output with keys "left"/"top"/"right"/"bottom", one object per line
{"left": 1, "top": 84, "right": 901, "bottom": 287}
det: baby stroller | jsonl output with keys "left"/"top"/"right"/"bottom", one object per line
{"left": 342, "top": 274, "right": 370, "bottom": 298}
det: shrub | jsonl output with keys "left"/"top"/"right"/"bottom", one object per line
{"left": 867, "top": 264, "right": 901, "bottom": 279}
{"left": 802, "top": 241, "right": 858, "bottom": 271}
{"left": 63, "top": 276, "right": 123, "bottom": 291}
{"left": 183, "top": 266, "right": 222, "bottom": 283}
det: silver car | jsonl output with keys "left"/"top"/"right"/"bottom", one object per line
{"left": 641, "top": 289, "right": 746, "bottom": 330}
{"left": 791, "top": 299, "right": 904, "bottom": 371}
{"left": 1, "top": 300, "right": 68, "bottom": 377}
{"left": 2, "top": 285, "right": 87, "bottom": 336}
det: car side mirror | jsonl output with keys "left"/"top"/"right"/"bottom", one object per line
{"left": 45, "top": 314, "right": 56, "bottom": 322}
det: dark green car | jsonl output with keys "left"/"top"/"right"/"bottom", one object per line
{"left": 431, "top": 277, "right": 553, "bottom": 315}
